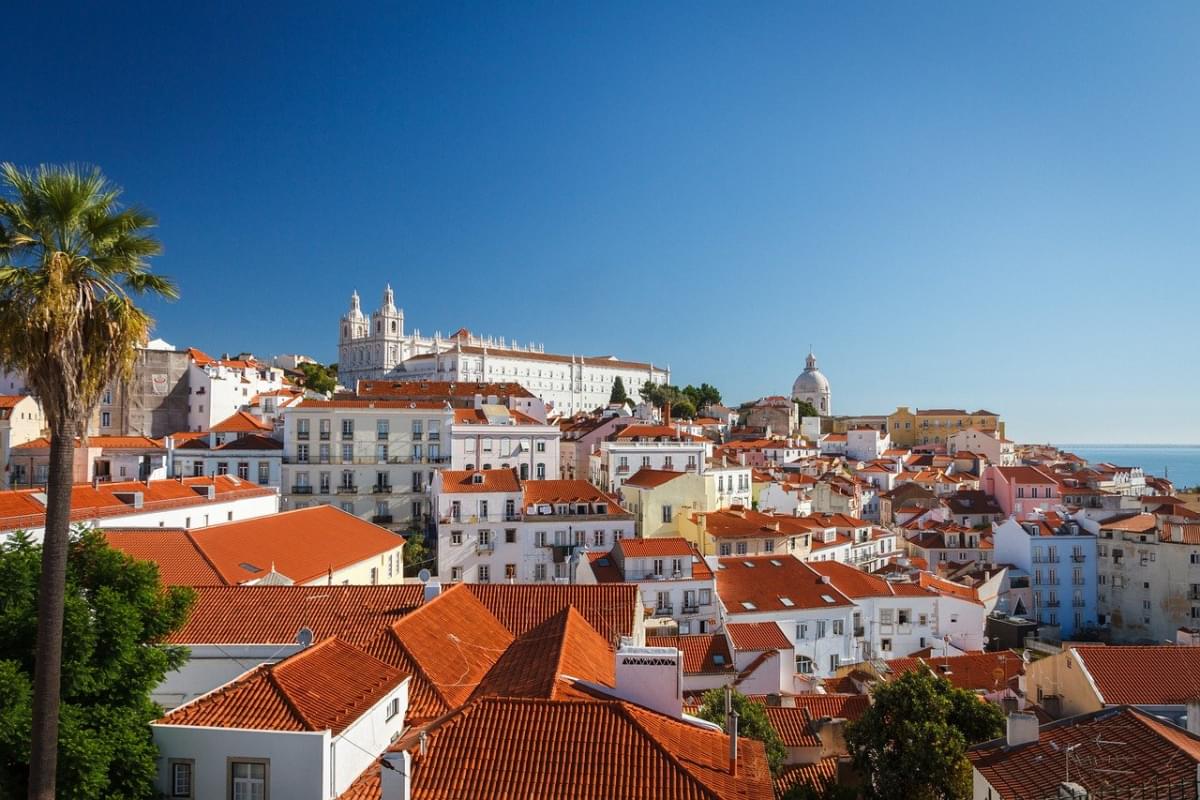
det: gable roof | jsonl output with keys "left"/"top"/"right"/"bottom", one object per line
{"left": 211, "top": 410, "right": 273, "bottom": 433}
{"left": 886, "top": 650, "right": 1024, "bottom": 693}
{"left": 807, "top": 560, "right": 935, "bottom": 600}
{"left": 339, "top": 697, "right": 773, "bottom": 800}
{"left": 968, "top": 706, "right": 1200, "bottom": 798}
{"left": 157, "top": 637, "right": 405, "bottom": 734}
{"left": 623, "top": 467, "right": 690, "bottom": 489}
{"left": 464, "top": 583, "right": 640, "bottom": 645}
{"left": 438, "top": 468, "right": 521, "bottom": 494}
{"left": 716, "top": 556, "right": 855, "bottom": 613}
{"left": 1073, "top": 646, "right": 1200, "bottom": 705}
{"left": 646, "top": 634, "right": 735, "bottom": 675}
{"left": 725, "top": 622, "right": 793, "bottom": 652}
{"left": 103, "top": 529, "right": 225, "bottom": 585}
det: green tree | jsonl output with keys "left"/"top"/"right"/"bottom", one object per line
{"left": 794, "top": 399, "right": 819, "bottom": 418}
{"left": 682, "top": 382, "right": 722, "bottom": 412}
{"left": 402, "top": 531, "right": 435, "bottom": 578}
{"left": 782, "top": 777, "right": 858, "bottom": 800}
{"left": 609, "top": 376, "right": 628, "bottom": 405}
{"left": 695, "top": 688, "right": 786, "bottom": 775}
{"left": 844, "top": 669, "right": 1004, "bottom": 800}
{"left": 299, "top": 361, "right": 338, "bottom": 395}
{"left": 0, "top": 163, "right": 176, "bottom": 799}
{"left": 0, "top": 529, "right": 195, "bottom": 798}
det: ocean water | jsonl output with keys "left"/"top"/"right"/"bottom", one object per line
{"left": 1055, "top": 444, "right": 1200, "bottom": 491}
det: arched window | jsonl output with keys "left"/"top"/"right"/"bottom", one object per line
{"left": 376, "top": 321, "right": 381, "bottom": 333}
{"left": 391, "top": 320, "right": 397, "bottom": 332}
{"left": 795, "top": 655, "right": 816, "bottom": 675}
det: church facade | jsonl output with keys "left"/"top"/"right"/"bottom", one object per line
{"left": 791, "top": 351, "right": 832, "bottom": 416}
{"left": 337, "top": 286, "right": 669, "bottom": 416}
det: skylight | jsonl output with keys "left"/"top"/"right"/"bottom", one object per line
{"left": 239, "top": 562, "right": 263, "bottom": 574}
{"left": 821, "top": 594, "right": 836, "bottom": 604}
{"left": 779, "top": 597, "right": 795, "bottom": 607}
{"left": 712, "top": 654, "right": 726, "bottom": 665}
{"left": 741, "top": 601, "right": 757, "bottom": 610}
{"left": 744, "top": 561, "right": 755, "bottom": 568}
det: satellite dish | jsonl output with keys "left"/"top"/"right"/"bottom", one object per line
{"left": 296, "top": 627, "right": 314, "bottom": 648}
{"left": 417, "top": 568, "right": 431, "bottom": 584}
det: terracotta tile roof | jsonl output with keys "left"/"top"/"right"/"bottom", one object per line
{"left": 168, "top": 585, "right": 425, "bottom": 645}
{"left": 1099, "top": 512, "right": 1157, "bottom": 533}
{"left": 214, "top": 433, "right": 283, "bottom": 450}
{"left": 522, "top": 480, "right": 627, "bottom": 512}
{"left": 158, "top": 637, "right": 405, "bottom": 734}
{"left": 0, "top": 475, "right": 276, "bottom": 532}
{"left": 298, "top": 398, "right": 449, "bottom": 410}
{"left": 474, "top": 607, "right": 616, "bottom": 699}
{"left": 774, "top": 759, "right": 839, "bottom": 797}
{"left": 109, "top": 506, "right": 404, "bottom": 586}
{"left": 103, "top": 529, "right": 225, "bottom": 585}
{"left": 807, "top": 560, "right": 936, "bottom": 600}
{"left": 451, "top": 406, "right": 543, "bottom": 425}
{"left": 786, "top": 693, "right": 869, "bottom": 722}
{"left": 211, "top": 410, "right": 273, "bottom": 433}
{"left": 762, "top": 698, "right": 868, "bottom": 748}
{"left": 725, "top": 622, "right": 793, "bottom": 652}
{"left": 345, "top": 697, "right": 774, "bottom": 800}
{"left": 438, "top": 468, "right": 521, "bottom": 494}
{"left": 764, "top": 706, "right": 820, "bottom": 747}
{"left": 646, "top": 634, "right": 735, "bottom": 675}
{"left": 614, "top": 424, "right": 706, "bottom": 442}
{"left": 968, "top": 706, "right": 1200, "bottom": 799}
{"left": 992, "top": 465, "right": 1059, "bottom": 485}
{"left": 615, "top": 537, "right": 696, "bottom": 558}
{"left": 0, "top": 395, "right": 25, "bottom": 409}
{"left": 465, "top": 583, "right": 639, "bottom": 644}
{"left": 886, "top": 650, "right": 1024, "bottom": 693}
{"left": 15, "top": 435, "right": 164, "bottom": 450}
{"left": 717, "top": 556, "right": 855, "bottom": 614}
{"left": 917, "top": 572, "right": 984, "bottom": 605}
{"left": 623, "top": 467, "right": 690, "bottom": 489}
{"left": 1073, "top": 646, "right": 1200, "bottom": 705}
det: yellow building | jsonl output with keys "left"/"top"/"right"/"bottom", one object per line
{"left": 886, "top": 406, "right": 1004, "bottom": 448}
{"left": 620, "top": 464, "right": 753, "bottom": 539}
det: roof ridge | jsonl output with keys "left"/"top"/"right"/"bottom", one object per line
{"left": 266, "top": 637, "right": 337, "bottom": 730}
{"left": 183, "top": 529, "right": 233, "bottom": 585}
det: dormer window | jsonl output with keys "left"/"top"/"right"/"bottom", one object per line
{"left": 471, "top": 473, "right": 484, "bottom": 485}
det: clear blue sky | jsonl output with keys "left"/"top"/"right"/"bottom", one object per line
{"left": 6, "top": 2, "right": 1199, "bottom": 443}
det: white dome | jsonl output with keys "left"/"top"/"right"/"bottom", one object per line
{"left": 792, "top": 369, "right": 829, "bottom": 397}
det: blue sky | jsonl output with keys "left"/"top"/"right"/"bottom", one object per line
{"left": 5, "top": 2, "right": 1199, "bottom": 443}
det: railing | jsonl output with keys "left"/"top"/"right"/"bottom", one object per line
{"left": 1044, "top": 600, "right": 1061, "bottom": 608}
{"left": 297, "top": 431, "right": 310, "bottom": 440}
{"left": 372, "top": 514, "right": 394, "bottom": 524}
{"left": 653, "top": 605, "right": 673, "bottom": 616}
{"left": 291, "top": 486, "right": 313, "bottom": 494}
{"left": 337, "top": 485, "right": 358, "bottom": 494}
{"left": 372, "top": 485, "right": 393, "bottom": 494}
{"left": 476, "top": 541, "right": 495, "bottom": 554}
{"left": 1072, "top": 600, "right": 1085, "bottom": 607}
{"left": 1071, "top": 553, "right": 1087, "bottom": 562}
{"left": 682, "top": 604, "right": 699, "bottom": 614}
{"left": 319, "top": 431, "right": 330, "bottom": 440}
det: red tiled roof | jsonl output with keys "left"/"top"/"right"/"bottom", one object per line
{"left": 615, "top": 537, "right": 695, "bottom": 558}
{"left": 717, "top": 556, "right": 855, "bottom": 613}
{"left": 725, "top": 622, "right": 792, "bottom": 652}
{"left": 807, "top": 560, "right": 936, "bottom": 600}
{"left": 158, "top": 637, "right": 405, "bottom": 734}
{"left": 438, "top": 468, "right": 521, "bottom": 493}
{"left": 523, "top": 480, "right": 627, "bottom": 513}
{"left": 614, "top": 424, "right": 706, "bottom": 442}
{"left": 786, "top": 694, "right": 869, "bottom": 722}
{"left": 104, "top": 529, "right": 224, "bottom": 585}
{"left": 211, "top": 410, "right": 273, "bottom": 433}
{"left": 464, "top": 583, "right": 639, "bottom": 645}
{"left": 886, "top": 651, "right": 1024, "bottom": 693}
{"left": 340, "top": 697, "right": 773, "bottom": 800}
{"left": 968, "top": 706, "right": 1200, "bottom": 798}
{"left": 475, "top": 607, "right": 616, "bottom": 699}
{"left": 109, "top": 506, "right": 404, "bottom": 586}
{"left": 1099, "top": 512, "right": 1157, "bottom": 533}
{"left": 0, "top": 395, "right": 26, "bottom": 409}
{"left": 1074, "top": 646, "right": 1200, "bottom": 705}
{"left": 991, "top": 465, "right": 1059, "bottom": 485}
{"left": 14, "top": 435, "right": 164, "bottom": 450}
{"left": 774, "top": 759, "right": 839, "bottom": 797}
{"left": 623, "top": 467, "right": 689, "bottom": 489}
{"left": 646, "top": 634, "right": 735, "bottom": 675}
{"left": 354, "top": 380, "right": 535, "bottom": 400}
{"left": 298, "top": 398, "right": 449, "bottom": 410}
{"left": 168, "top": 585, "right": 425, "bottom": 645}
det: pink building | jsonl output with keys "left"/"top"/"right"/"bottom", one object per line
{"left": 981, "top": 465, "right": 1060, "bottom": 519}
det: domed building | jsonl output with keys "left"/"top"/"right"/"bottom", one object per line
{"left": 791, "top": 351, "right": 831, "bottom": 416}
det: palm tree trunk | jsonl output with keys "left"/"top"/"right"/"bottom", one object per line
{"left": 27, "top": 429, "right": 75, "bottom": 800}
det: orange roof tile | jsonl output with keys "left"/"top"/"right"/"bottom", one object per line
{"left": 464, "top": 583, "right": 640, "bottom": 644}
{"left": 168, "top": 585, "right": 425, "bottom": 645}
{"left": 774, "top": 759, "right": 839, "bottom": 797}
{"left": 339, "top": 697, "right": 773, "bottom": 800}
{"left": 717, "top": 556, "right": 855, "bottom": 613}
{"left": 1073, "top": 646, "right": 1200, "bottom": 705}
{"left": 103, "top": 529, "right": 225, "bottom": 585}
{"left": 807, "top": 560, "right": 937, "bottom": 600}
{"left": 158, "top": 637, "right": 405, "bottom": 734}
{"left": 438, "top": 468, "right": 521, "bottom": 494}
{"left": 886, "top": 650, "right": 1024, "bottom": 692}
{"left": 211, "top": 410, "right": 273, "bottom": 433}
{"left": 522, "top": 480, "right": 627, "bottom": 513}
{"left": 725, "top": 622, "right": 793, "bottom": 652}
{"left": 646, "top": 634, "right": 735, "bottom": 675}
{"left": 473, "top": 607, "right": 616, "bottom": 699}
{"left": 623, "top": 467, "right": 690, "bottom": 489}
{"left": 615, "top": 537, "right": 696, "bottom": 558}
{"left": 355, "top": 380, "right": 535, "bottom": 400}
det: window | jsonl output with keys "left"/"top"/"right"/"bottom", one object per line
{"left": 505, "top": 528, "right": 516, "bottom": 544}
{"left": 100, "top": 411, "right": 111, "bottom": 427}
{"left": 735, "top": 541, "right": 747, "bottom": 555}
{"left": 258, "top": 462, "right": 270, "bottom": 485}
{"left": 719, "top": 543, "right": 731, "bottom": 556}
{"left": 880, "top": 638, "right": 892, "bottom": 653}
{"left": 879, "top": 609, "right": 895, "bottom": 625}
{"left": 478, "top": 564, "right": 490, "bottom": 583}
{"left": 832, "top": 619, "right": 844, "bottom": 636}
{"left": 796, "top": 623, "right": 808, "bottom": 640}
{"left": 451, "top": 530, "right": 463, "bottom": 545}
{"left": 386, "top": 696, "right": 401, "bottom": 720}
{"left": 377, "top": 419, "right": 389, "bottom": 439}
{"left": 534, "top": 563, "right": 547, "bottom": 581}
{"left": 505, "top": 563, "right": 516, "bottom": 579}
{"left": 229, "top": 760, "right": 267, "bottom": 800}
{"left": 217, "top": 462, "right": 229, "bottom": 476}
{"left": 795, "top": 655, "right": 816, "bottom": 674}
{"left": 699, "top": 588, "right": 712, "bottom": 605}
{"left": 661, "top": 504, "right": 673, "bottom": 524}
{"left": 451, "top": 566, "right": 462, "bottom": 581}
{"left": 536, "top": 440, "right": 546, "bottom": 453}
{"left": 169, "top": 759, "right": 193, "bottom": 798}
{"left": 237, "top": 462, "right": 249, "bottom": 480}
{"left": 102, "top": 388, "right": 113, "bottom": 405}
{"left": 593, "top": 530, "right": 605, "bottom": 548}
{"left": 412, "top": 420, "right": 423, "bottom": 440}
{"left": 341, "top": 419, "right": 354, "bottom": 439}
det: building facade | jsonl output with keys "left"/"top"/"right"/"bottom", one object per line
{"left": 887, "top": 407, "right": 1005, "bottom": 448}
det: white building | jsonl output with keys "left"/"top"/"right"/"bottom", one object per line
{"left": 152, "top": 637, "right": 411, "bottom": 800}
{"left": 947, "top": 427, "right": 1016, "bottom": 466}
{"left": 791, "top": 351, "right": 832, "bottom": 416}
{"left": 0, "top": 395, "right": 45, "bottom": 487}
{"left": 592, "top": 424, "right": 711, "bottom": 494}
{"left": 336, "top": 286, "right": 669, "bottom": 415}
{"left": 433, "top": 469, "right": 635, "bottom": 584}
{"left": 168, "top": 431, "right": 283, "bottom": 487}
{"left": 186, "top": 350, "right": 286, "bottom": 433}
{"left": 578, "top": 537, "right": 722, "bottom": 635}
{"left": 846, "top": 427, "right": 891, "bottom": 462}
{"left": 449, "top": 405, "right": 560, "bottom": 478}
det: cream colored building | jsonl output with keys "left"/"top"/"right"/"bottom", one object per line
{"left": 0, "top": 395, "right": 46, "bottom": 487}
{"left": 619, "top": 464, "right": 753, "bottom": 538}
{"left": 887, "top": 407, "right": 1004, "bottom": 448}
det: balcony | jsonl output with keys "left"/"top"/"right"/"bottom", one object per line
{"left": 653, "top": 605, "right": 674, "bottom": 617}
{"left": 337, "top": 485, "right": 358, "bottom": 495}
{"left": 1071, "top": 554, "right": 1087, "bottom": 563}
{"left": 341, "top": 433, "right": 354, "bottom": 441}
{"left": 682, "top": 604, "right": 699, "bottom": 614}
{"left": 476, "top": 541, "right": 495, "bottom": 554}
{"left": 319, "top": 431, "right": 330, "bottom": 440}
{"left": 291, "top": 485, "right": 313, "bottom": 494}
{"left": 1044, "top": 600, "right": 1061, "bottom": 608}
{"left": 372, "top": 514, "right": 394, "bottom": 524}
{"left": 853, "top": 626, "right": 865, "bottom": 638}
{"left": 372, "top": 484, "right": 393, "bottom": 494}
{"left": 297, "top": 431, "right": 310, "bottom": 440}
{"left": 1072, "top": 600, "right": 1086, "bottom": 607}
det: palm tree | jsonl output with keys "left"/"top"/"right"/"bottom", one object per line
{"left": 0, "top": 163, "right": 176, "bottom": 799}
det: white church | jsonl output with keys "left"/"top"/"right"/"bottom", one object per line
{"left": 791, "top": 350, "right": 831, "bottom": 416}
{"left": 337, "top": 286, "right": 670, "bottom": 416}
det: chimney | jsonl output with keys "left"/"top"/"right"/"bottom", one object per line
{"left": 613, "top": 644, "right": 683, "bottom": 718}
{"left": 380, "top": 751, "right": 411, "bottom": 800}
{"left": 664, "top": 401, "right": 672, "bottom": 427}
{"left": 1187, "top": 699, "right": 1200, "bottom": 736}
{"left": 423, "top": 580, "right": 442, "bottom": 603}
{"left": 728, "top": 709, "right": 739, "bottom": 777}
{"left": 1058, "top": 783, "right": 1087, "bottom": 799}
{"left": 1005, "top": 712, "right": 1039, "bottom": 747}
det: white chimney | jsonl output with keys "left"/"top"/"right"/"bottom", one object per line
{"left": 1006, "top": 712, "right": 1039, "bottom": 747}
{"left": 423, "top": 580, "right": 442, "bottom": 604}
{"left": 380, "top": 751, "right": 410, "bottom": 800}
{"left": 613, "top": 645, "right": 683, "bottom": 718}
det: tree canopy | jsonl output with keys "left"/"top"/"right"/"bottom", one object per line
{"left": 695, "top": 687, "right": 786, "bottom": 775}
{"left": 0, "top": 529, "right": 195, "bottom": 798}
{"left": 639, "top": 381, "right": 721, "bottom": 419}
{"left": 299, "top": 360, "right": 338, "bottom": 395}
{"left": 609, "top": 375, "right": 628, "bottom": 405}
{"left": 844, "top": 669, "right": 1005, "bottom": 800}
{"left": 794, "top": 399, "right": 819, "bottom": 418}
